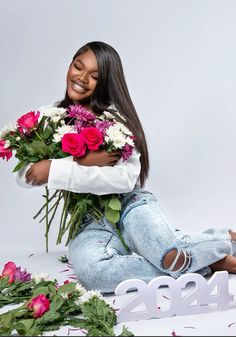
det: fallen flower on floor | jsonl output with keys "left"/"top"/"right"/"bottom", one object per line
{"left": 0, "top": 261, "right": 134, "bottom": 336}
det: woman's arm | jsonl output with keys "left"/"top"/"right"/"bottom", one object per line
{"left": 16, "top": 149, "right": 141, "bottom": 194}
{"left": 47, "top": 149, "right": 141, "bottom": 195}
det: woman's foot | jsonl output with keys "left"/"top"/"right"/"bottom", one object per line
{"left": 210, "top": 255, "right": 236, "bottom": 273}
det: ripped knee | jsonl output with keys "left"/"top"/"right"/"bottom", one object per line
{"left": 162, "top": 248, "right": 191, "bottom": 273}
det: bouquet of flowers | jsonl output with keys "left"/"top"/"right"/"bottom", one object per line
{"left": 0, "top": 261, "right": 133, "bottom": 336}
{"left": 0, "top": 104, "right": 135, "bottom": 251}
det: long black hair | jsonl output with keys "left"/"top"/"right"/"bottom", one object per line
{"left": 56, "top": 41, "right": 149, "bottom": 186}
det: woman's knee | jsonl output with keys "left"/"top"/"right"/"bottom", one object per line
{"left": 162, "top": 248, "right": 192, "bottom": 274}
{"left": 72, "top": 255, "right": 113, "bottom": 292}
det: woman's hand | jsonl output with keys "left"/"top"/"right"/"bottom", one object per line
{"left": 25, "top": 160, "right": 51, "bottom": 185}
{"left": 73, "top": 149, "right": 121, "bottom": 167}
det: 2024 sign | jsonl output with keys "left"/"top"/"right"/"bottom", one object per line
{"left": 114, "top": 271, "right": 234, "bottom": 323}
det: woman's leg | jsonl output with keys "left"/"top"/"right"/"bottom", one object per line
{"left": 68, "top": 225, "right": 166, "bottom": 293}
{"left": 120, "top": 197, "right": 236, "bottom": 278}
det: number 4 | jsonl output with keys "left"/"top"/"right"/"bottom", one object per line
{"left": 207, "top": 271, "right": 234, "bottom": 310}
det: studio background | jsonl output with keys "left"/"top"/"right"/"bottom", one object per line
{"left": 1, "top": 0, "right": 236, "bottom": 254}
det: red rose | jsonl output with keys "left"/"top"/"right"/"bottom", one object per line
{"left": 27, "top": 294, "right": 50, "bottom": 318}
{"left": 1, "top": 261, "right": 16, "bottom": 284}
{"left": 81, "top": 127, "right": 103, "bottom": 150}
{"left": 17, "top": 111, "right": 40, "bottom": 134}
{"left": 0, "top": 140, "right": 12, "bottom": 161}
{"left": 62, "top": 133, "right": 86, "bottom": 157}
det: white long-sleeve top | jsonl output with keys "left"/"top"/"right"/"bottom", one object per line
{"left": 16, "top": 105, "right": 141, "bottom": 195}
{"left": 16, "top": 150, "right": 141, "bottom": 195}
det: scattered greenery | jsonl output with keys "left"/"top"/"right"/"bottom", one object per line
{"left": 0, "top": 266, "right": 133, "bottom": 336}
{"left": 58, "top": 255, "right": 69, "bottom": 264}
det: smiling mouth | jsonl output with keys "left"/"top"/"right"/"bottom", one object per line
{"left": 71, "top": 81, "right": 88, "bottom": 93}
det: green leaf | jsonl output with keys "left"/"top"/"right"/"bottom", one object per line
{"left": 108, "top": 197, "right": 121, "bottom": 211}
{"left": 14, "top": 319, "right": 34, "bottom": 335}
{"left": 57, "top": 150, "right": 70, "bottom": 158}
{"left": 58, "top": 255, "right": 69, "bottom": 263}
{"left": 32, "top": 286, "right": 50, "bottom": 297}
{"left": 12, "top": 161, "right": 28, "bottom": 172}
{"left": 0, "top": 311, "right": 13, "bottom": 330}
{"left": 42, "top": 127, "right": 52, "bottom": 140}
{"left": 30, "top": 141, "right": 49, "bottom": 156}
{"left": 57, "top": 282, "right": 76, "bottom": 295}
{"left": 119, "top": 326, "right": 135, "bottom": 336}
{"left": 105, "top": 207, "right": 120, "bottom": 224}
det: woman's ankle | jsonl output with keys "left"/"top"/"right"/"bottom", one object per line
{"left": 229, "top": 230, "right": 236, "bottom": 242}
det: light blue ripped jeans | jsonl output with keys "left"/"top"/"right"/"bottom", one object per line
{"left": 68, "top": 185, "right": 235, "bottom": 293}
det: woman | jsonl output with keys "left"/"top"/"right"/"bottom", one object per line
{"left": 17, "top": 41, "right": 236, "bottom": 293}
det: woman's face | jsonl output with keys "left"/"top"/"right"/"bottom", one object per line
{"left": 66, "top": 49, "right": 98, "bottom": 104}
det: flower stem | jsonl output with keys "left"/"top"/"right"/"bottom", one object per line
{"left": 57, "top": 191, "right": 71, "bottom": 244}
{"left": 39, "top": 193, "right": 63, "bottom": 223}
{"left": 33, "top": 190, "right": 59, "bottom": 219}
{"left": 113, "top": 223, "right": 129, "bottom": 252}
{"left": 46, "top": 191, "right": 63, "bottom": 235}
{"left": 34, "top": 130, "right": 45, "bottom": 143}
{"left": 45, "top": 186, "right": 49, "bottom": 253}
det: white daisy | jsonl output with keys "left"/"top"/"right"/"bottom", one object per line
{"left": 43, "top": 107, "right": 67, "bottom": 123}
{"left": 33, "top": 272, "right": 50, "bottom": 283}
{"left": 75, "top": 289, "right": 103, "bottom": 305}
{"left": 53, "top": 125, "right": 77, "bottom": 143}
{"left": 75, "top": 284, "right": 86, "bottom": 295}
{"left": 0, "top": 124, "right": 17, "bottom": 138}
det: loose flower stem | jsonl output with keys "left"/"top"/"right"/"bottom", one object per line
{"left": 65, "top": 206, "right": 83, "bottom": 245}
{"left": 90, "top": 204, "right": 103, "bottom": 219}
{"left": 39, "top": 193, "right": 63, "bottom": 223}
{"left": 57, "top": 191, "right": 71, "bottom": 244}
{"left": 46, "top": 191, "right": 63, "bottom": 238}
{"left": 33, "top": 190, "right": 59, "bottom": 219}
{"left": 113, "top": 223, "right": 129, "bottom": 251}
{"left": 45, "top": 186, "right": 49, "bottom": 253}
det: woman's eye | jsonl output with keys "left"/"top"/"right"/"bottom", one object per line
{"left": 91, "top": 75, "right": 98, "bottom": 80}
{"left": 74, "top": 63, "right": 81, "bottom": 70}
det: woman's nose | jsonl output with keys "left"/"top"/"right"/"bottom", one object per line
{"left": 79, "top": 71, "right": 89, "bottom": 83}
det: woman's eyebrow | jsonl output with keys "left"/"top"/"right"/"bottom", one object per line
{"left": 75, "top": 59, "right": 98, "bottom": 72}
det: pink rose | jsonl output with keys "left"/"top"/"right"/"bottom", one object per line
{"left": 62, "top": 133, "right": 86, "bottom": 157}
{"left": 27, "top": 294, "right": 50, "bottom": 318}
{"left": 17, "top": 111, "right": 40, "bottom": 133}
{"left": 81, "top": 127, "right": 103, "bottom": 150}
{"left": 1, "top": 261, "right": 17, "bottom": 284}
{"left": 0, "top": 140, "right": 12, "bottom": 161}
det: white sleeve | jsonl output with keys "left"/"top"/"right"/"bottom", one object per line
{"left": 15, "top": 163, "right": 34, "bottom": 188}
{"left": 15, "top": 163, "right": 47, "bottom": 189}
{"left": 47, "top": 149, "right": 141, "bottom": 195}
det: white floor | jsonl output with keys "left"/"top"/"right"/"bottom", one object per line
{"left": 1, "top": 249, "right": 236, "bottom": 336}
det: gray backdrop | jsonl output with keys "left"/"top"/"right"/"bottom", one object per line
{"left": 1, "top": 0, "right": 236, "bottom": 254}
